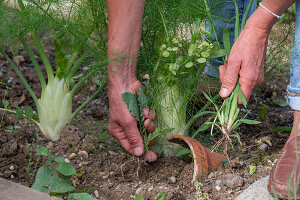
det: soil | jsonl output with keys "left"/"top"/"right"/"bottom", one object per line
{"left": 0, "top": 47, "right": 294, "bottom": 200}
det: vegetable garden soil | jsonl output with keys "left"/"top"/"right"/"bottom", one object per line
{"left": 0, "top": 50, "right": 294, "bottom": 200}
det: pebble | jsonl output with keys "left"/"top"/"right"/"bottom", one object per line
{"left": 9, "top": 166, "right": 14, "bottom": 171}
{"left": 223, "top": 174, "right": 244, "bottom": 189}
{"left": 215, "top": 179, "right": 222, "bottom": 186}
{"left": 259, "top": 143, "right": 268, "bottom": 151}
{"left": 135, "top": 187, "right": 142, "bottom": 194}
{"left": 169, "top": 176, "right": 176, "bottom": 184}
{"left": 47, "top": 142, "right": 53, "bottom": 147}
{"left": 64, "top": 158, "right": 70, "bottom": 163}
{"left": 78, "top": 150, "right": 89, "bottom": 159}
{"left": 207, "top": 172, "right": 214, "bottom": 179}
{"left": 216, "top": 185, "right": 221, "bottom": 191}
{"left": 69, "top": 153, "right": 76, "bottom": 160}
{"left": 108, "top": 182, "right": 114, "bottom": 188}
{"left": 10, "top": 175, "right": 14, "bottom": 179}
{"left": 94, "top": 190, "right": 99, "bottom": 198}
{"left": 108, "top": 150, "right": 118, "bottom": 156}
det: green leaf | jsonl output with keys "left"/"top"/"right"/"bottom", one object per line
{"left": 196, "top": 58, "right": 206, "bottom": 64}
{"left": 15, "top": 104, "right": 23, "bottom": 121}
{"left": 271, "top": 126, "right": 292, "bottom": 133}
{"left": 162, "top": 50, "right": 170, "bottom": 58}
{"left": 68, "top": 193, "right": 97, "bottom": 200}
{"left": 32, "top": 166, "right": 74, "bottom": 194}
{"left": 155, "top": 192, "right": 166, "bottom": 200}
{"left": 24, "top": 106, "right": 33, "bottom": 119}
{"left": 238, "top": 85, "right": 247, "bottom": 107}
{"left": 249, "top": 165, "right": 256, "bottom": 175}
{"left": 175, "top": 148, "right": 191, "bottom": 157}
{"left": 122, "top": 92, "right": 140, "bottom": 121}
{"left": 273, "top": 98, "right": 288, "bottom": 107}
{"left": 234, "top": 1, "right": 240, "bottom": 40}
{"left": 145, "top": 128, "right": 173, "bottom": 148}
{"left": 53, "top": 157, "right": 65, "bottom": 163}
{"left": 2, "top": 99, "right": 9, "bottom": 108}
{"left": 35, "top": 146, "right": 53, "bottom": 157}
{"left": 54, "top": 39, "right": 68, "bottom": 79}
{"left": 201, "top": 52, "right": 209, "bottom": 58}
{"left": 185, "top": 62, "right": 193, "bottom": 68}
{"left": 56, "top": 162, "right": 77, "bottom": 176}
{"left": 258, "top": 105, "right": 269, "bottom": 121}
{"left": 222, "top": 26, "right": 231, "bottom": 57}
{"left": 233, "top": 131, "right": 241, "bottom": 145}
{"left": 137, "top": 88, "right": 148, "bottom": 109}
{"left": 237, "top": 119, "right": 261, "bottom": 125}
{"left": 135, "top": 194, "right": 145, "bottom": 200}
{"left": 208, "top": 49, "right": 226, "bottom": 59}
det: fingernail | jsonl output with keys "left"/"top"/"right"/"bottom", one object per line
{"left": 133, "top": 147, "right": 143, "bottom": 156}
{"left": 220, "top": 88, "right": 229, "bottom": 97}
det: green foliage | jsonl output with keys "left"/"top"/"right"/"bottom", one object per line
{"left": 122, "top": 92, "right": 140, "bottom": 122}
{"left": 195, "top": 182, "right": 209, "bottom": 200}
{"left": 258, "top": 105, "right": 269, "bottom": 121}
{"left": 68, "top": 193, "right": 97, "bottom": 200}
{"left": 175, "top": 148, "right": 192, "bottom": 157}
{"left": 135, "top": 192, "right": 166, "bottom": 200}
{"left": 271, "top": 126, "right": 292, "bottom": 133}
{"left": 32, "top": 146, "right": 93, "bottom": 198}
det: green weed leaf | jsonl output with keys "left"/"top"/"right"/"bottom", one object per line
{"left": 258, "top": 105, "right": 269, "bottom": 121}
{"left": 155, "top": 192, "right": 166, "bottom": 200}
{"left": 222, "top": 26, "right": 231, "bottom": 57}
{"left": 145, "top": 128, "right": 173, "bottom": 148}
{"left": 2, "top": 99, "right": 9, "bottom": 108}
{"left": 122, "top": 92, "right": 140, "bottom": 121}
{"left": 185, "top": 62, "right": 193, "bottom": 68}
{"left": 273, "top": 98, "right": 288, "bottom": 107}
{"left": 237, "top": 119, "right": 261, "bottom": 125}
{"left": 135, "top": 194, "right": 145, "bottom": 200}
{"left": 176, "top": 148, "right": 191, "bottom": 157}
{"left": 53, "top": 157, "right": 65, "bottom": 163}
{"left": 32, "top": 166, "right": 74, "bottom": 194}
{"left": 56, "top": 162, "right": 77, "bottom": 176}
{"left": 237, "top": 85, "right": 247, "bottom": 107}
{"left": 137, "top": 88, "right": 148, "bottom": 109}
{"left": 36, "top": 146, "right": 53, "bottom": 157}
{"left": 249, "top": 165, "right": 256, "bottom": 175}
{"left": 68, "top": 193, "right": 97, "bottom": 200}
{"left": 24, "top": 106, "right": 34, "bottom": 119}
{"left": 271, "top": 126, "right": 292, "bottom": 133}
{"left": 208, "top": 49, "right": 226, "bottom": 59}
{"left": 15, "top": 104, "right": 23, "bottom": 121}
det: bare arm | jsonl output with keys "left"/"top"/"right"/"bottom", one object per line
{"left": 106, "top": 0, "right": 157, "bottom": 161}
{"left": 219, "top": 0, "right": 295, "bottom": 101}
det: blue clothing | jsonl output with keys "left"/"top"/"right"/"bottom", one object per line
{"left": 287, "top": 1, "right": 300, "bottom": 110}
{"left": 204, "top": 0, "right": 257, "bottom": 77}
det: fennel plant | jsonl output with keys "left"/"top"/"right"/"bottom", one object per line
{"left": 0, "top": 0, "right": 108, "bottom": 141}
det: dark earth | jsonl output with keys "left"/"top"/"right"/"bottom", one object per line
{"left": 0, "top": 29, "right": 294, "bottom": 199}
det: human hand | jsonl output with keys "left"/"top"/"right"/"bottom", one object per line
{"left": 219, "top": 25, "right": 269, "bottom": 103}
{"left": 108, "top": 80, "right": 157, "bottom": 162}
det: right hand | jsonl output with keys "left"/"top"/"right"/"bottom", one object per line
{"left": 219, "top": 25, "right": 269, "bottom": 103}
{"left": 108, "top": 80, "right": 157, "bottom": 162}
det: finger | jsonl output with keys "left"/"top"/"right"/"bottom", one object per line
{"left": 219, "top": 57, "right": 241, "bottom": 98}
{"left": 122, "top": 120, "right": 145, "bottom": 156}
{"left": 109, "top": 125, "right": 134, "bottom": 155}
{"left": 143, "top": 108, "right": 156, "bottom": 120}
{"left": 219, "top": 64, "right": 226, "bottom": 84}
{"left": 143, "top": 150, "right": 157, "bottom": 162}
{"left": 144, "top": 119, "right": 156, "bottom": 133}
{"left": 238, "top": 77, "right": 254, "bottom": 104}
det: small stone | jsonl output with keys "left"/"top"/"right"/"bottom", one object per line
{"left": 216, "top": 185, "right": 221, "bottom": 191}
{"left": 10, "top": 175, "right": 14, "bottom": 179}
{"left": 216, "top": 179, "right": 222, "bottom": 186}
{"left": 78, "top": 150, "right": 89, "bottom": 159}
{"left": 9, "top": 166, "right": 14, "bottom": 171}
{"left": 69, "top": 153, "right": 76, "bottom": 160}
{"left": 223, "top": 174, "right": 244, "bottom": 189}
{"left": 108, "top": 150, "right": 118, "bottom": 156}
{"left": 94, "top": 190, "right": 99, "bottom": 198}
{"left": 135, "top": 187, "right": 142, "bottom": 194}
{"left": 47, "top": 142, "right": 53, "bottom": 147}
{"left": 108, "top": 182, "right": 114, "bottom": 188}
{"left": 208, "top": 172, "right": 214, "bottom": 179}
{"left": 133, "top": 183, "right": 139, "bottom": 188}
{"left": 259, "top": 143, "right": 268, "bottom": 151}
{"left": 64, "top": 158, "right": 70, "bottom": 163}
{"left": 169, "top": 176, "right": 176, "bottom": 184}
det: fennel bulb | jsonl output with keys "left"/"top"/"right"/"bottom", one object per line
{"left": 38, "top": 77, "right": 72, "bottom": 141}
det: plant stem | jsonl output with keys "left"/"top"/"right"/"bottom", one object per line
{"left": 0, "top": 48, "right": 39, "bottom": 105}
{"left": 69, "top": 80, "right": 107, "bottom": 123}
{"left": 0, "top": 108, "right": 40, "bottom": 127}
{"left": 19, "top": 35, "right": 46, "bottom": 90}
{"left": 66, "top": 52, "right": 90, "bottom": 84}
{"left": 31, "top": 32, "right": 54, "bottom": 83}
{"left": 70, "top": 70, "right": 95, "bottom": 96}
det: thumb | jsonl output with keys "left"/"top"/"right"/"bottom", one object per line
{"left": 123, "top": 121, "right": 145, "bottom": 156}
{"left": 219, "top": 58, "right": 241, "bottom": 98}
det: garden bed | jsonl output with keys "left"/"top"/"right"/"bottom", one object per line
{"left": 0, "top": 46, "right": 294, "bottom": 200}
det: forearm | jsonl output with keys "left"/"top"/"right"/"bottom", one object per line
{"left": 106, "top": 0, "right": 145, "bottom": 88}
{"left": 245, "top": 0, "right": 295, "bottom": 33}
